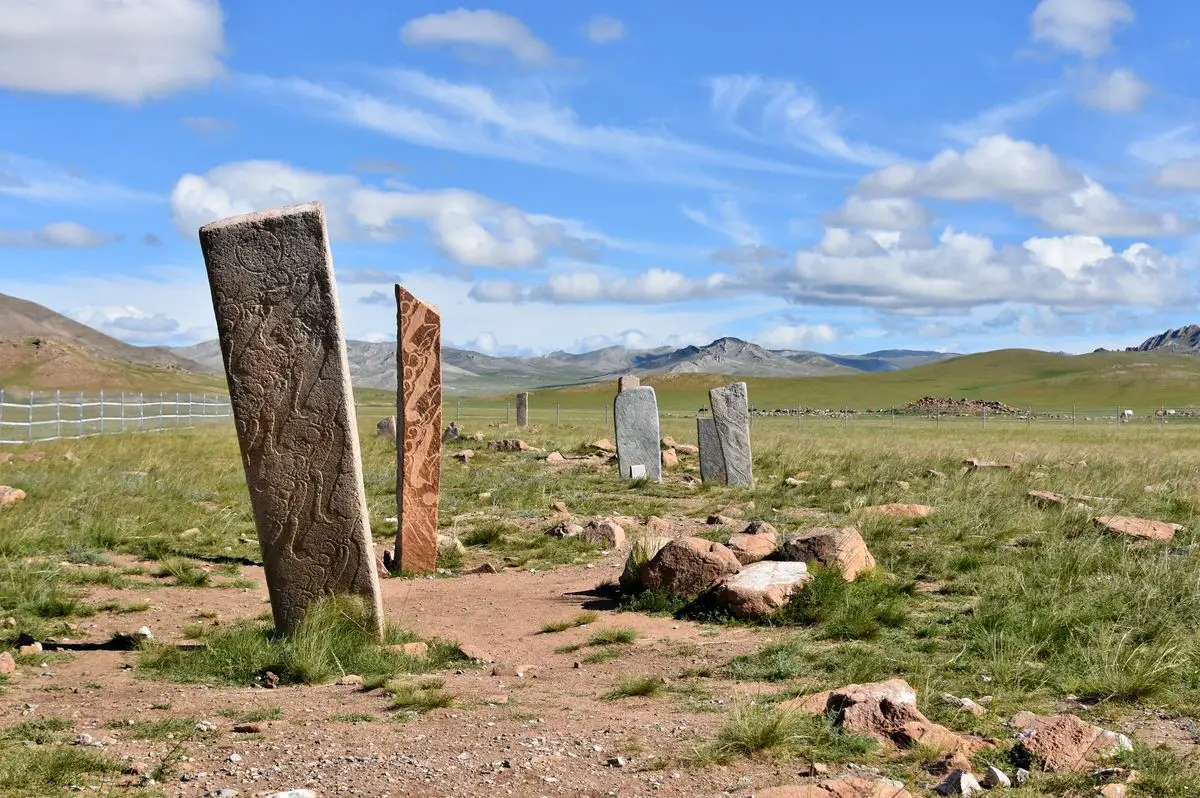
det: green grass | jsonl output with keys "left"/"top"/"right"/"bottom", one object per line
{"left": 104, "top": 717, "right": 210, "bottom": 740}
{"left": 139, "top": 595, "right": 462, "bottom": 686}
{"left": 0, "top": 746, "right": 123, "bottom": 796}
{"left": 539, "top": 610, "right": 600, "bottom": 634}
{"left": 602, "top": 675, "right": 663, "bottom": 700}
{"left": 154, "top": 556, "right": 211, "bottom": 587}
{"left": 386, "top": 679, "right": 456, "bottom": 713}
{"left": 588, "top": 627, "right": 639, "bottom": 646}
{"left": 217, "top": 706, "right": 283, "bottom": 723}
{"left": 697, "top": 706, "right": 876, "bottom": 764}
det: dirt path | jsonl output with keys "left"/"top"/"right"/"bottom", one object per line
{"left": 2, "top": 555, "right": 813, "bottom": 798}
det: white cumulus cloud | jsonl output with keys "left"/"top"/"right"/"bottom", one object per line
{"left": 400, "top": 8, "right": 555, "bottom": 65}
{"left": 758, "top": 324, "right": 838, "bottom": 349}
{"left": 0, "top": 0, "right": 225, "bottom": 103}
{"left": 823, "top": 197, "right": 932, "bottom": 231}
{"left": 1078, "top": 67, "right": 1149, "bottom": 112}
{"left": 1031, "top": 0, "right": 1134, "bottom": 57}
{"left": 0, "top": 221, "right": 114, "bottom": 248}
{"left": 585, "top": 15, "right": 625, "bottom": 44}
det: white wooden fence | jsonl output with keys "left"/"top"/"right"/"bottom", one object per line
{"left": 0, "top": 389, "right": 233, "bottom": 445}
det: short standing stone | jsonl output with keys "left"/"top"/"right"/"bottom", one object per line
{"left": 0, "top": 486, "right": 25, "bottom": 507}
{"left": 714, "top": 561, "right": 810, "bottom": 619}
{"left": 515, "top": 392, "right": 529, "bottom": 427}
{"left": 661, "top": 448, "right": 679, "bottom": 469}
{"left": 781, "top": 527, "right": 875, "bottom": 580}
{"left": 696, "top": 418, "right": 726, "bottom": 484}
{"left": 709, "top": 382, "right": 753, "bottom": 487}
{"left": 614, "top": 386, "right": 662, "bottom": 482}
{"left": 618, "top": 375, "right": 640, "bottom": 392}
{"left": 441, "top": 422, "right": 460, "bottom": 442}
{"left": 376, "top": 417, "right": 396, "bottom": 439}
{"left": 638, "top": 537, "right": 741, "bottom": 598}
{"left": 198, "top": 201, "right": 383, "bottom": 636}
{"left": 394, "top": 285, "right": 442, "bottom": 576}
{"left": 0, "top": 651, "right": 14, "bottom": 674}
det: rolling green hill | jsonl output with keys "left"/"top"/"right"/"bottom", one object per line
{"left": 478, "top": 349, "right": 1200, "bottom": 415}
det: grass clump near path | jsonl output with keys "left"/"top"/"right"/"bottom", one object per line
{"left": 0, "top": 718, "right": 122, "bottom": 797}
{"left": 697, "top": 706, "right": 876, "bottom": 764}
{"left": 539, "top": 610, "right": 599, "bottom": 634}
{"left": 139, "top": 595, "right": 463, "bottom": 686}
{"left": 602, "top": 675, "right": 663, "bottom": 700}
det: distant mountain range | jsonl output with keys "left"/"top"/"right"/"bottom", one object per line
{"left": 174, "top": 336, "right": 958, "bottom": 393}
{"left": 1129, "top": 325, "right": 1200, "bottom": 354}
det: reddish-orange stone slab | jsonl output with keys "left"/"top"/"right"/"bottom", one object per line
{"left": 1095, "top": 514, "right": 1182, "bottom": 541}
{"left": 394, "top": 285, "right": 442, "bottom": 574}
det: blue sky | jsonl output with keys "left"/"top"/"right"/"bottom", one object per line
{"left": 2, "top": 0, "right": 1200, "bottom": 356}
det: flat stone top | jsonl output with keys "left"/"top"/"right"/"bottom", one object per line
{"left": 199, "top": 201, "right": 323, "bottom": 233}
{"left": 396, "top": 283, "right": 442, "bottom": 318}
{"left": 728, "top": 560, "right": 809, "bottom": 590}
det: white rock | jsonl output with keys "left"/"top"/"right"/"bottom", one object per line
{"left": 981, "top": 765, "right": 1011, "bottom": 788}
{"left": 936, "top": 769, "right": 984, "bottom": 796}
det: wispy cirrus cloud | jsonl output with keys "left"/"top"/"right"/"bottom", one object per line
{"left": 0, "top": 221, "right": 115, "bottom": 248}
{"left": 240, "top": 71, "right": 843, "bottom": 188}
{"left": 942, "top": 90, "right": 1063, "bottom": 144}
{"left": 0, "top": 152, "right": 159, "bottom": 206}
{"left": 400, "top": 9, "right": 557, "bottom": 65}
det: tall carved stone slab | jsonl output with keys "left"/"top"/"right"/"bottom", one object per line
{"left": 516, "top": 392, "right": 529, "bottom": 427}
{"left": 394, "top": 285, "right": 442, "bottom": 575}
{"left": 618, "top": 375, "right": 640, "bottom": 392}
{"left": 614, "top": 386, "right": 662, "bottom": 482}
{"left": 697, "top": 417, "right": 727, "bottom": 484}
{"left": 198, "top": 202, "right": 383, "bottom": 637}
{"left": 710, "top": 382, "right": 753, "bottom": 487}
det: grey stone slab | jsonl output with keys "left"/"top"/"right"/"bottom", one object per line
{"left": 710, "top": 382, "right": 753, "bottom": 487}
{"left": 618, "top": 375, "right": 640, "bottom": 392}
{"left": 198, "top": 201, "right": 384, "bottom": 638}
{"left": 614, "top": 386, "right": 662, "bottom": 482}
{"left": 516, "top": 392, "right": 529, "bottom": 427}
{"left": 697, "top": 417, "right": 727, "bottom": 484}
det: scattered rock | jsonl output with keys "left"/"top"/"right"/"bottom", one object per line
{"left": 464, "top": 563, "right": 498, "bottom": 575}
{"left": 859, "top": 503, "right": 935, "bottom": 520}
{"left": 706, "top": 514, "right": 737, "bottom": 526}
{"left": 458, "top": 644, "right": 495, "bottom": 663}
{"left": 675, "top": 444, "right": 699, "bottom": 455}
{"left": 1099, "top": 785, "right": 1128, "bottom": 798}
{"left": 0, "top": 652, "right": 14, "bottom": 674}
{"left": 638, "top": 537, "right": 742, "bottom": 598}
{"left": 660, "top": 449, "right": 679, "bottom": 469}
{"left": 486, "top": 440, "right": 529, "bottom": 452}
{"left": 1027, "top": 490, "right": 1066, "bottom": 507}
{"left": 227, "top": 753, "right": 243, "bottom": 763}
{"left": 980, "top": 765, "right": 1011, "bottom": 788}
{"left": 757, "top": 778, "right": 912, "bottom": 798}
{"left": 17, "top": 642, "right": 42, "bottom": 656}
{"left": 233, "top": 723, "right": 262, "bottom": 733}
{"left": 606, "top": 756, "right": 628, "bottom": 768}
{"left": 644, "top": 516, "right": 671, "bottom": 535}
{"left": 719, "top": 505, "right": 746, "bottom": 519}
{"left": 619, "top": 536, "right": 672, "bottom": 592}
{"left": 582, "top": 519, "right": 625, "bottom": 549}
{"left": 726, "top": 522, "right": 779, "bottom": 565}
{"left": 263, "top": 791, "right": 317, "bottom": 798}
{"left": 1008, "top": 711, "right": 1132, "bottom": 772}
{"left": 926, "top": 469, "right": 947, "bottom": 480}
{"left": 781, "top": 526, "right": 875, "bottom": 580}
{"left": 1095, "top": 515, "right": 1182, "bottom": 542}
{"left": 964, "top": 458, "right": 1013, "bottom": 470}
{"left": 336, "top": 674, "right": 363, "bottom": 686}
{"left": 785, "top": 477, "right": 806, "bottom": 487}
{"left": 0, "top": 486, "right": 26, "bottom": 507}
{"left": 713, "top": 561, "right": 810, "bottom": 619}
{"left": 830, "top": 478, "right": 850, "bottom": 489}
{"left": 1015, "top": 768, "right": 1030, "bottom": 786}
{"left": 935, "top": 770, "right": 983, "bottom": 796}
{"left": 477, "top": 492, "right": 492, "bottom": 501}
{"left": 441, "top": 422, "right": 460, "bottom": 442}
{"left": 550, "top": 501, "right": 569, "bottom": 514}
{"left": 546, "top": 451, "right": 567, "bottom": 464}
{"left": 452, "top": 450, "right": 474, "bottom": 463}
{"left": 940, "top": 693, "right": 986, "bottom": 717}
{"left": 590, "top": 439, "right": 617, "bottom": 453}
{"left": 376, "top": 417, "right": 396, "bottom": 439}
{"left": 436, "top": 534, "right": 466, "bottom": 557}
{"left": 400, "top": 642, "right": 429, "bottom": 658}
{"left": 547, "top": 522, "right": 584, "bottom": 539}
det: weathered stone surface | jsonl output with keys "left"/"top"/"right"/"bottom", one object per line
{"left": 964, "top": 458, "right": 1013, "bottom": 470}
{"left": 980, "top": 766, "right": 1010, "bottom": 788}
{"left": 935, "top": 770, "right": 983, "bottom": 796}
{"left": 515, "top": 392, "right": 529, "bottom": 427}
{"left": 726, "top": 524, "right": 780, "bottom": 565}
{"left": 452, "top": 450, "right": 473, "bottom": 463}
{"left": 614, "top": 386, "right": 662, "bottom": 482}
{"left": 781, "top": 526, "right": 875, "bottom": 580}
{"left": 441, "top": 421, "right": 460, "bottom": 442}
{"left": 591, "top": 438, "right": 616, "bottom": 453}
{"left": 546, "top": 451, "right": 567, "bottom": 463}
{"left": 812, "top": 679, "right": 980, "bottom": 754}
{"left": 756, "top": 778, "right": 913, "bottom": 798}
{"left": 1008, "top": 711, "right": 1132, "bottom": 772}
{"left": 0, "top": 486, "right": 25, "bottom": 507}
{"left": 487, "top": 439, "right": 528, "bottom": 451}
{"left": 661, "top": 448, "right": 679, "bottom": 468}
{"left": 199, "top": 201, "right": 383, "bottom": 636}
{"left": 0, "top": 651, "right": 14, "bottom": 674}
{"left": 709, "top": 382, "right": 753, "bottom": 486}
{"left": 675, "top": 443, "right": 698, "bottom": 455}
{"left": 860, "top": 503, "right": 935, "bottom": 520}
{"left": 582, "top": 519, "right": 626, "bottom": 549}
{"left": 639, "top": 537, "right": 741, "bottom": 598}
{"left": 376, "top": 416, "right": 396, "bottom": 438}
{"left": 393, "top": 285, "right": 442, "bottom": 576}
{"left": 1028, "top": 490, "right": 1066, "bottom": 506}
{"left": 618, "top": 375, "right": 640, "bottom": 392}
{"left": 714, "top": 561, "right": 809, "bottom": 619}
{"left": 1095, "top": 514, "right": 1182, "bottom": 541}
{"left": 619, "top": 536, "right": 672, "bottom": 592}
{"left": 697, "top": 417, "right": 726, "bottom": 484}
{"left": 435, "top": 534, "right": 466, "bottom": 557}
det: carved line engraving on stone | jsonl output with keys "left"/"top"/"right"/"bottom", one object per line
{"left": 200, "top": 202, "right": 383, "bottom": 637}
{"left": 394, "top": 285, "right": 442, "bottom": 574}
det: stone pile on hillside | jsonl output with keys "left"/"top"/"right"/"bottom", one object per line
{"left": 902, "top": 396, "right": 1017, "bottom": 415}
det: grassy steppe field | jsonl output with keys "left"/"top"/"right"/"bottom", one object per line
{"left": 1, "top": 410, "right": 1200, "bottom": 794}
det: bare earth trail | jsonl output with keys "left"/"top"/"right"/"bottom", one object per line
{"left": 1, "top": 556, "right": 812, "bottom": 798}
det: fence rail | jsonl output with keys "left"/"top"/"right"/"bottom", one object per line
{"left": 0, "top": 389, "right": 233, "bottom": 444}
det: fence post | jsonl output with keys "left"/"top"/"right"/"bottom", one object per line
{"left": 0, "top": 389, "right": 4, "bottom": 440}
{"left": 99, "top": 390, "right": 105, "bottom": 434}
{"left": 55, "top": 389, "right": 61, "bottom": 440}
{"left": 1072, "top": 405, "right": 1076, "bottom": 428}
{"left": 120, "top": 392, "right": 126, "bottom": 433}
{"left": 188, "top": 393, "right": 193, "bottom": 428}
{"left": 27, "top": 392, "right": 33, "bottom": 442}
{"left": 78, "top": 392, "right": 83, "bottom": 437}
{"left": 556, "top": 404, "right": 561, "bottom": 426}
{"left": 140, "top": 393, "right": 145, "bottom": 431}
